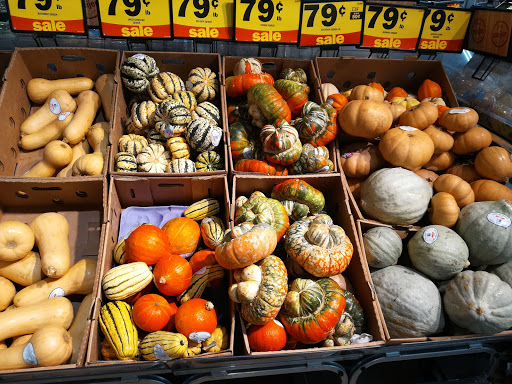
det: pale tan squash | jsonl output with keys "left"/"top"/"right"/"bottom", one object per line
{"left": 29, "top": 213, "right": 70, "bottom": 278}
{"left": 0, "top": 251, "right": 45, "bottom": 286}
{"left": 95, "top": 74, "right": 115, "bottom": 122}
{"left": 21, "top": 90, "right": 77, "bottom": 136}
{"left": 27, "top": 77, "right": 94, "bottom": 104}
{"left": 0, "top": 277, "right": 15, "bottom": 311}
{"left": 19, "top": 112, "right": 74, "bottom": 151}
{"left": 72, "top": 122, "right": 108, "bottom": 176}
{"left": 10, "top": 335, "right": 33, "bottom": 347}
{"left": 63, "top": 90, "right": 101, "bottom": 145}
{"left": 0, "top": 221, "right": 35, "bottom": 262}
{"left": 67, "top": 294, "right": 93, "bottom": 364}
{"left": 0, "top": 340, "right": 6, "bottom": 350}
{"left": 22, "top": 140, "right": 73, "bottom": 177}
{"left": 56, "top": 139, "right": 90, "bottom": 178}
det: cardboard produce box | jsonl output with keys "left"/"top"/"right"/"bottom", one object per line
{"left": 109, "top": 52, "right": 228, "bottom": 177}
{"left": 0, "top": 48, "right": 119, "bottom": 179}
{"left": 357, "top": 219, "right": 512, "bottom": 344}
{"left": 0, "top": 178, "right": 106, "bottom": 375}
{"left": 0, "top": 51, "right": 13, "bottom": 88}
{"left": 231, "top": 174, "right": 386, "bottom": 355}
{"left": 223, "top": 56, "right": 337, "bottom": 177}
{"left": 87, "top": 175, "right": 234, "bottom": 366}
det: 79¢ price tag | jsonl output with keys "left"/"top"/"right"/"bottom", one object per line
{"left": 235, "top": 0, "right": 301, "bottom": 43}
{"left": 299, "top": 0, "right": 363, "bottom": 46}
{"left": 172, "top": 0, "right": 233, "bottom": 40}
{"left": 419, "top": 8, "right": 471, "bottom": 52}
{"left": 97, "top": 0, "right": 171, "bottom": 38}
{"left": 361, "top": 3, "right": 425, "bottom": 50}
{"left": 6, "top": 0, "right": 86, "bottom": 34}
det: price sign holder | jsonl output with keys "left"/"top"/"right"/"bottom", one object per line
{"left": 298, "top": 0, "right": 364, "bottom": 47}
{"left": 97, "top": 0, "right": 172, "bottom": 39}
{"left": 6, "top": 0, "right": 87, "bottom": 35}
{"left": 172, "top": 0, "right": 234, "bottom": 41}
{"left": 360, "top": 3, "right": 426, "bottom": 51}
{"left": 234, "top": 0, "right": 302, "bottom": 44}
{"left": 418, "top": 6, "right": 472, "bottom": 54}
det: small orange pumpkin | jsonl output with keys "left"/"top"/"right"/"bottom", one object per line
{"left": 452, "top": 126, "right": 492, "bottom": 155}
{"left": 474, "top": 146, "right": 512, "bottom": 183}
{"left": 438, "top": 107, "right": 479, "bottom": 132}
{"left": 386, "top": 87, "right": 408, "bottom": 101}
{"left": 338, "top": 142, "right": 386, "bottom": 178}
{"left": 387, "top": 102, "right": 406, "bottom": 124}
{"left": 418, "top": 79, "right": 442, "bottom": 101}
{"left": 428, "top": 192, "right": 459, "bottom": 228}
{"left": 163, "top": 300, "right": 179, "bottom": 332}
{"left": 414, "top": 169, "right": 439, "bottom": 188}
{"left": 434, "top": 174, "right": 475, "bottom": 208}
{"left": 326, "top": 94, "right": 348, "bottom": 112}
{"left": 153, "top": 253, "right": 193, "bottom": 297}
{"left": 423, "top": 125, "right": 454, "bottom": 154}
{"left": 398, "top": 102, "right": 438, "bottom": 130}
{"left": 125, "top": 224, "right": 172, "bottom": 266}
{"left": 437, "top": 105, "right": 449, "bottom": 118}
{"left": 188, "top": 249, "right": 217, "bottom": 274}
{"left": 471, "top": 180, "right": 512, "bottom": 201}
{"left": 423, "top": 151, "right": 456, "bottom": 171}
{"left": 175, "top": 298, "right": 217, "bottom": 339}
{"left": 247, "top": 319, "right": 287, "bottom": 352}
{"left": 339, "top": 100, "right": 393, "bottom": 139}
{"left": 162, "top": 217, "right": 201, "bottom": 256}
{"left": 349, "top": 85, "right": 384, "bottom": 102}
{"left": 132, "top": 294, "right": 173, "bottom": 332}
{"left": 368, "top": 82, "right": 385, "bottom": 96}
{"left": 446, "top": 163, "right": 481, "bottom": 184}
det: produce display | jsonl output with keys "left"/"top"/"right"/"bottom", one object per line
{"left": 227, "top": 58, "right": 335, "bottom": 175}
{"left": 116, "top": 53, "right": 224, "bottom": 174}
{"left": 0, "top": 214, "right": 96, "bottom": 369}
{"left": 19, "top": 74, "right": 114, "bottom": 177}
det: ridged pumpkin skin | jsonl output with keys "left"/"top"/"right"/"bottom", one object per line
{"left": 234, "top": 159, "right": 276, "bottom": 175}
{"left": 273, "top": 79, "right": 309, "bottom": 118}
{"left": 292, "top": 144, "right": 333, "bottom": 174}
{"left": 386, "top": 87, "right": 408, "bottom": 101}
{"left": 284, "top": 214, "right": 353, "bottom": 277}
{"left": 162, "top": 218, "right": 201, "bottom": 257}
{"left": 350, "top": 85, "right": 384, "bottom": 102}
{"left": 446, "top": 163, "right": 481, "bottom": 184}
{"left": 471, "top": 180, "right": 512, "bottom": 202}
{"left": 295, "top": 102, "right": 337, "bottom": 147}
{"left": 439, "top": 107, "right": 479, "bottom": 132}
{"left": 424, "top": 151, "right": 456, "bottom": 172}
{"left": 414, "top": 169, "right": 439, "bottom": 188}
{"left": 279, "top": 278, "right": 345, "bottom": 344}
{"left": 234, "top": 58, "right": 262, "bottom": 76}
{"left": 474, "top": 147, "right": 512, "bottom": 183}
{"left": 215, "top": 222, "right": 277, "bottom": 269}
{"left": 428, "top": 192, "right": 459, "bottom": 228}
{"left": 399, "top": 102, "right": 439, "bottom": 130}
{"left": 388, "top": 102, "right": 406, "bottom": 124}
{"left": 417, "top": 79, "right": 442, "bottom": 101}
{"left": 423, "top": 125, "right": 454, "bottom": 154}
{"left": 271, "top": 179, "right": 325, "bottom": 214}
{"left": 452, "top": 126, "right": 492, "bottom": 155}
{"left": 363, "top": 227, "right": 402, "bottom": 268}
{"left": 339, "top": 142, "right": 386, "bottom": 178}
{"left": 339, "top": 100, "right": 393, "bottom": 139}
{"left": 444, "top": 271, "right": 512, "bottom": 334}
{"left": 361, "top": 168, "right": 433, "bottom": 225}
{"left": 434, "top": 174, "right": 475, "bottom": 208}
{"left": 456, "top": 200, "right": 512, "bottom": 266}
{"left": 408, "top": 225, "right": 469, "bottom": 280}
{"left": 260, "top": 122, "right": 302, "bottom": 165}
{"left": 280, "top": 67, "right": 307, "bottom": 83}
{"left": 247, "top": 83, "right": 291, "bottom": 128}
{"left": 225, "top": 73, "right": 274, "bottom": 98}
{"left": 371, "top": 266, "right": 444, "bottom": 338}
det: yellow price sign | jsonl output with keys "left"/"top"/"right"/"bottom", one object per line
{"left": 97, "top": 0, "right": 171, "bottom": 38}
{"left": 361, "top": 3, "right": 425, "bottom": 50}
{"left": 299, "top": 0, "right": 363, "bottom": 46}
{"left": 235, "top": 0, "right": 301, "bottom": 43}
{"left": 172, "top": 0, "right": 233, "bottom": 40}
{"left": 419, "top": 8, "right": 471, "bottom": 52}
{"left": 7, "top": 0, "right": 86, "bottom": 34}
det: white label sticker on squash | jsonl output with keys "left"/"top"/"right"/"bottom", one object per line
{"left": 179, "top": 252, "right": 194, "bottom": 259}
{"left": 314, "top": 166, "right": 330, "bottom": 173}
{"left": 22, "top": 342, "right": 38, "bottom": 366}
{"left": 162, "top": 124, "right": 174, "bottom": 138}
{"left": 153, "top": 344, "right": 170, "bottom": 360}
{"left": 399, "top": 126, "right": 418, "bottom": 131}
{"left": 487, "top": 212, "right": 511, "bottom": 228}
{"left": 211, "top": 129, "right": 222, "bottom": 147}
{"left": 449, "top": 108, "right": 471, "bottom": 114}
{"left": 49, "top": 287, "right": 65, "bottom": 298}
{"left": 242, "top": 147, "right": 252, "bottom": 159}
{"left": 132, "top": 54, "right": 146, "bottom": 60}
{"left": 202, "top": 217, "right": 214, "bottom": 223}
{"left": 185, "top": 80, "right": 193, "bottom": 91}
{"left": 58, "top": 112, "right": 71, "bottom": 121}
{"left": 195, "top": 266, "right": 207, "bottom": 275}
{"left": 49, "top": 98, "right": 61, "bottom": 115}
{"left": 423, "top": 227, "right": 439, "bottom": 244}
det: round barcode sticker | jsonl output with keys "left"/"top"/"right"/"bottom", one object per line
{"left": 399, "top": 126, "right": 417, "bottom": 131}
{"left": 58, "top": 112, "right": 71, "bottom": 121}
{"left": 449, "top": 108, "right": 471, "bottom": 114}
{"left": 487, "top": 212, "right": 511, "bottom": 228}
{"left": 211, "top": 129, "right": 221, "bottom": 147}
{"left": 49, "top": 287, "right": 65, "bottom": 298}
{"left": 185, "top": 80, "right": 193, "bottom": 91}
{"left": 23, "top": 343, "right": 38, "bottom": 366}
{"left": 242, "top": 148, "right": 252, "bottom": 159}
{"left": 423, "top": 227, "right": 439, "bottom": 244}
{"left": 132, "top": 54, "right": 146, "bottom": 60}
{"left": 49, "top": 98, "right": 61, "bottom": 115}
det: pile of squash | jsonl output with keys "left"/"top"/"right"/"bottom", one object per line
{"left": 224, "top": 179, "right": 367, "bottom": 351}
{"left": 0, "top": 214, "right": 96, "bottom": 370}
{"left": 115, "top": 53, "right": 224, "bottom": 174}
{"left": 99, "top": 198, "right": 229, "bottom": 361}
{"left": 19, "top": 74, "right": 114, "bottom": 177}
{"left": 227, "top": 58, "right": 336, "bottom": 175}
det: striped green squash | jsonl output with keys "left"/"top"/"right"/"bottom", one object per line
{"left": 167, "top": 158, "right": 196, "bottom": 173}
{"left": 167, "top": 136, "right": 191, "bottom": 160}
{"left": 118, "top": 134, "right": 148, "bottom": 156}
{"left": 184, "top": 198, "right": 220, "bottom": 221}
{"left": 173, "top": 91, "right": 197, "bottom": 112}
{"left": 187, "top": 67, "right": 219, "bottom": 103}
{"left": 200, "top": 216, "right": 226, "bottom": 249}
{"left": 196, "top": 150, "right": 222, "bottom": 172}
{"left": 186, "top": 118, "right": 223, "bottom": 152}
{"left": 147, "top": 129, "right": 167, "bottom": 145}
{"left": 114, "top": 152, "right": 137, "bottom": 173}
{"left": 191, "top": 101, "right": 220, "bottom": 126}
{"left": 139, "top": 331, "right": 188, "bottom": 361}
{"left": 131, "top": 100, "right": 157, "bottom": 130}
{"left": 271, "top": 179, "right": 325, "bottom": 213}
{"left": 102, "top": 262, "right": 153, "bottom": 300}
{"left": 148, "top": 72, "right": 185, "bottom": 103}
{"left": 121, "top": 54, "right": 159, "bottom": 93}
{"left": 99, "top": 301, "right": 138, "bottom": 360}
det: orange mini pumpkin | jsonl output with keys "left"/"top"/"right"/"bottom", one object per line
{"left": 474, "top": 146, "right": 512, "bottom": 183}
{"left": 153, "top": 253, "right": 193, "bottom": 297}
{"left": 415, "top": 169, "right": 439, "bottom": 188}
{"left": 175, "top": 298, "right": 217, "bottom": 339}
{"left": 438, "top": 107, "right": 479, "bottom": 132}
{"left": 350, "top": 85, "right": 384, "bottom": 102}
{"left": 125, "top": 224, "right": 172, "bottom": 266}
{"left": 247, "top": 319, "right": 287, "bottom": 352}
{"left": 428, "top": 192, "right": 459, "bottom": 228}
{"left": 452, "top": 126, "right": 492, "bottom": 155}
{"left": 163, "top": 300, "right": 179, "bottom": 332}
{"left": 326, "top": 94, "right": 348, "bottom": 112}
{"left": 423, "top": 151, "right": 456, "bottom": 171}
{"left": 387, "top": 102, "right": 406, "bottom": 124}
{"left": 446, "top": 163, "right": 481, "bottom": 184}
{"left": 368, "top": 82, "right": 385, "bottom": 96}
{"left": 189, "top": 249, "right": 217, "bottom": 274}
{"left": 339, "top": 142, "right": 386, "bottom": 178}
{"left": 434, "top": 174, "right": 475, "bottom": 208}
{"left": 386, "top": 87, "right": 408, "bottom": 101}
{"left": 162, "top": 217, "right": 201, "bottom": 257}
{"left": 423, "top": 125, "right": 454, "bottom": 154}
{"left": 418, "top": 79, "right": 442, "bottom": 101}
{"left": 339, "top": 100, "right": 393, "bottom": 139}
{"left": 133, "top": 294, "right": 173, "bottom": 332}
{"left": 471, "top": 180, "right": 512, "bottom": 202}
{"left": 399, "top": 102, "right": 438, "bottom": 130}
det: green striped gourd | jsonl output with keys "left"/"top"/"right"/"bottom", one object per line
{"left": 167, "top": 158, "right": 196, "bottom": 173}
{"left": 114, "top": 152, "right": 137, "bottom": 173}
{"left": 280, "top": 67, "right": 307, "bottom": 84}
{"left": 341, "top": 289, "right": 365, "bottom": 334}
{"left": 294, "top": 101, "right": 328, "bottom": 143}
{"left": 147, "top": 129, "right": 167, "bottom": 145}
{"left": 184, "top": 198, "right": 220, "bottom": 221}
{"left": 139, "top": 331, "right": 188, "bottom": 361}
{"left": 196, "top": 150, "right": 222, "bottom": 172}
{"left": 260, "top": 122, "right": 302, "bottom": 165}
{"left": 187, "top": 67, "right": 219, "bottom": 103}
{"left": 148, "top": 72, "right": 185, "bottom": 103}
{"left": 102, "top": 262, "right": 153, "bottom": 300}
{"left": 99, "top": 301, "right": 138, "bottom": 360}
{"left": 271, "top": 178, "right": 325, "bottom": 213}
{"left": 186, "top": 118, "right": 223, "bottom": 152}
{"left": 137, "top": 143, "right": 170, "bottom": 173}
{"left": 200, "top": 216, "right": 225, "bottom": 249}
{"left": 173, "top": 91, "right": 197, "bottom": 112}
{"left": 291, "top": 143, "right": 333, "bottom": 174}
{"left": 118, "top": 134, "right": 148, "bottom": 156}
{"left": 131, "top": 100, "right": 157, "bottom": 130}
{"left": 167, "top": 136, "right": 191, "bottom": 160}
{"left": 179, "top": 264, "right": 225, "bottom": 303}
{"left": 121, "top": 54, "right": 159, "bottom": 93}
{"left": 191, "top": 101, "right": 220, "bottom": 126}
{"left": 281, "top": 200, "right": 310, "bottom": 221}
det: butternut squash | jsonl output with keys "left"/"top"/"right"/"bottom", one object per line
{"left": 0, "top": 221, "right": 35, "bottom": 262}
{"left": 27, "top": 77, "right": 94, "bottom": 104}
{"left": 63, "top": 91, "right": 101, "bottom": 145}
{"left": 11, "top": 335, "right": 33, "bottom": 347}
{"left": 0, "top": 251, "right": 45, "bottom": 286}
{"left": 0, "top": 277, "right": 15, "bottom": 311}
{"left": 13, "top": 258, "right": 97, "bottom": 306}
{"left": 0, "top": 325, "right": 72, "bottom": 370}
{"left": 29, "top": 213, "right": 71, "bottom": 278}
{"left": 21, "top": 90, "right": 77, "bottom": 136}
{"left": 72, "top": 122, "right": 108, "bottom": 176}
{"left": 95, "top": 74, "right": 115, "bottom": 122}
{"left": 0, "top": 340, "right": 6, "bottom": 350}
{"left": 56, "top": 139, "right": 90, "bottom": 178}
{"left": 0, "top": 297, "right": 73, "bottom": 341}
{"left": 19, "top": 112, "right": 74, "bottom": 151}
{"left": 22, "top": 140, "right": 73, "bottom": 177}
{"left": 67, "top": 294, "right": 93, "bottom": 364}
